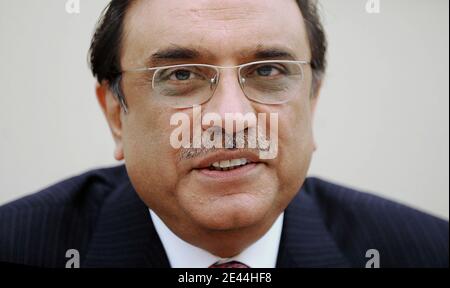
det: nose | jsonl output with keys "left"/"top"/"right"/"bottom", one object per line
{"left": 201, "top": 68, "right": 257, "bottom": 134}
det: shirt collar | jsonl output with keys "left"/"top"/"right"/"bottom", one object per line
{"left": 150, "top": 210, "right": 284, "bottom": 268}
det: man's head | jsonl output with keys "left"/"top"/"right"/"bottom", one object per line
{"left": 90, "top": 0, "right": 326, "bottom": 256}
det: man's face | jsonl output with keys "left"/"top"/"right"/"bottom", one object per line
{"left": 115, "top": 0, "right": 317, "bottom": 242}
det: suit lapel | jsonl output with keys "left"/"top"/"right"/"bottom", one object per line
{"left": 276, "top": 181, "right": 351, "bottom": 268}
{"left": 82, "top": 178, "right": 170, "bottom": 268}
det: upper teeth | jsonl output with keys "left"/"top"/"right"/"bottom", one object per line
{"left": 211, "top": 158, "right": 249, "bottom": 169}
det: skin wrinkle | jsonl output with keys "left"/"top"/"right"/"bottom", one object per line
{"left": 178, "top": 3, "right": 264, "bottom": 23}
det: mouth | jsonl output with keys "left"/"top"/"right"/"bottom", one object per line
{"left": 192, "top": 150, "right": 263, "bottom": 180}
{"left": 208, "top": 158, "right": 254, "bottom": 171}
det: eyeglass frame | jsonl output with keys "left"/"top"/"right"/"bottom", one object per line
{"left": 112, "top": 59, "right": 311, "bottom": 112}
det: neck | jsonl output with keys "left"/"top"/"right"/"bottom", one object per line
{"left": 164, "top": 211, "right": 281, "bottom": 258}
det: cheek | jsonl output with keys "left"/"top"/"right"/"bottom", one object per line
{"left": 121, "top": 108, "right": 181, "bottom": 208}
{"left": 275, "top": 99, "right": 315, "bottom": 190}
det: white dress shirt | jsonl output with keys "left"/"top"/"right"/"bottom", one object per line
{"left": 150, "top": 210, "right": 284, "bottom": 268}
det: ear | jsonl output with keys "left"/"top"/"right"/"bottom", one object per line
{"left": 96, "top": 82, "right": 124, "bottom": 161}
{"left": 310, "top": 80, "right": 322, "bottom": 152}
{"left": 310, "top": 81, "right": 321, "bottom": 116}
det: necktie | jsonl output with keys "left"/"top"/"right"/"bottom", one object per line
{"left": 209, "top": 261, "right": 250, "bottom": 268}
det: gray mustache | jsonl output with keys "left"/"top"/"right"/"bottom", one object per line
{"left": 179, "top": 126, "right": 271, "bottom": 161}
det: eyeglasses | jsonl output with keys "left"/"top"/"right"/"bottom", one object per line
{"left": 118, "top": 60, "right": 310, "bottom": 109}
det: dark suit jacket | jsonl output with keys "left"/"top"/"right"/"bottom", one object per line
{"left": 0, "top": 165, "right": 448, "bottom": 267}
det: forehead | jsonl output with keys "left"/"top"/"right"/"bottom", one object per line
{"left": 121, "top": 0, "right": 310, "bottom": 68}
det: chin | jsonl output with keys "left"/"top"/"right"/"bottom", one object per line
{"left": 183, "top": 191, "right": 276, "bottom": 231}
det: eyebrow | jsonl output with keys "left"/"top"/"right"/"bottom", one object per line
{"left": 250, "top": 47, "right": 297, "bottom": 60}
{"left": 147, "top": 46, "right": 209, "bottom": 67}
{"left": 152, "top": 47, "right": 200, "bottom": 61}
{"left": 146, "top": 45, "right": 298, "bottom": 67}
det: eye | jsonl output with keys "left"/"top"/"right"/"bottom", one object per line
{"left": 257, "top": 65, "right": 279, "bottom": 77}
{"left": 170, "top": 69, "right": 193, "bottom": 81}
{"left": 246, "top": 64, "right": 287, "bottom": 78}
